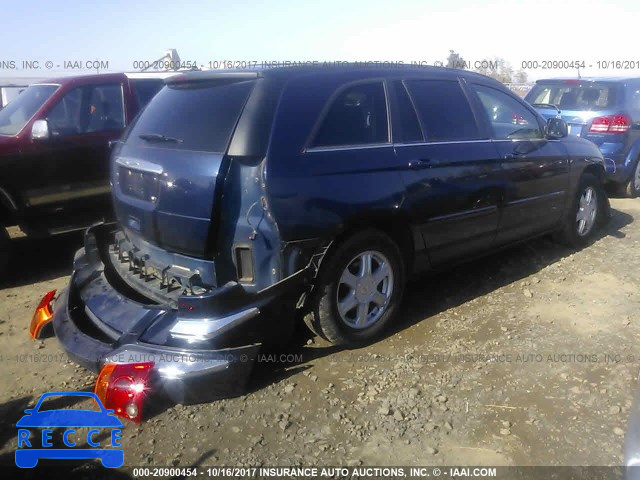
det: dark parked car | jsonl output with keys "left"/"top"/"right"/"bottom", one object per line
{"left": 49, "top": 66, "right": 607, "bottom": 415}
{"left": 625, "top": 372, "right": 640, "bottom": 479}
{"left": 0, "top": 72, "right": 167, "bottom": 271}
{"left": 525, "top": 77, "right": 640, "bottom": 197}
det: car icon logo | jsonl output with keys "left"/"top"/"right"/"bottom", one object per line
{"left": 15, "top": 391, "right": 124, "bottom": 468}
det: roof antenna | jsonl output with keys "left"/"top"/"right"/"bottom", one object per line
{"left": 577, "top": 66, "right": 581, "bottom": 79}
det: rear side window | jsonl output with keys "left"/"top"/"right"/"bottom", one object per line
{"left": 131, "top": 79, "right": 163, "bottom": 110}
{"left": 127, "top": 79, "right": 255, "bottom": 152}
{"left": 406, "top": 80, "right": 479, "bottom": 141}
{"left": 87, "top": 84, "right": 125, "bottom": 132}
{"left": 527, "top": 82, "right": 621, "bottom": 111}
{"left": 312, "top": 82, "right": 388, "bottom": 148}
{"left": 472, "top": 84, "right": 542, "bottom": 140}
{"left": 393, "top": 81, "right": 424, "bottom": 142}
{"left": 628, "top": 85, "right": 640, "bottom": 111}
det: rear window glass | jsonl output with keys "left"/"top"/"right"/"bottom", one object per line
{"left": 126, "top": 79, "right": 255, "bottom": 152}
{"left": 131, "top": 79, "right": 163, "bottom": 110}
{"left": 527, "top": 82, "right": 621, "bottom": 111}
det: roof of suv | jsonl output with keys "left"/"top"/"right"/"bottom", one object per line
{"left": 166, "top": 65, "right": 505, "bottom": 87}
{"left": 35, "top": 72, "right": 175, "bottom": 86}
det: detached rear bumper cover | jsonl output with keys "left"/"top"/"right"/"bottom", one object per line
{"left": 52, "top": 224, "right": 311, "bottom": 403}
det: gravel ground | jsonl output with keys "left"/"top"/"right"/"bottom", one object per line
{"left": 0, "top": 198, "right": 639, "bottom": 469}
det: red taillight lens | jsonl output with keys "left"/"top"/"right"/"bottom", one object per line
{"left": 609, "top": 114, "right": 631, "bottom": 132}
{"left": 590, "top": 114, "right": 631, "bottom": 133}
{"left": 95, "top": 362, "right": 154, "bottom": 423}
{"left": 29, "top": 290, "right": 57, "bottom": 339}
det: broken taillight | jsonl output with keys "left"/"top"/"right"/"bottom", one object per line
{"left": 95, "top": 362, "right": 154, "bottom": 423}
{"left": 29, "top": 290, "right": 57, "bottom": 339}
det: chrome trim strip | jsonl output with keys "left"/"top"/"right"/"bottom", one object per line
{"left": 490, "top": 138, "right": 548, "bottom": 144}
{"left": 115, "top": 156, "right": 164, "bottom": 175}
{"left": 428, "top": 205, "right": 497, "bottom": 222}
{"left": 305, "top": 143, "right": 394, "bottom": 153}
{"left": 394, "top": 139, "right": 493, "bottom": 147}
{"left": 169, "top": 307, "right": 260, "bottom": 341}
{"left": 505, "top": 191, "right": 564, "bottom": 206}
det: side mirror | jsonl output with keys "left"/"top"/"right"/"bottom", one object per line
{"left": 546, "top": 117, "right": 568, "bottom": 139}
{"left": 31, "top": 119, "right": 50, "bottom": 141}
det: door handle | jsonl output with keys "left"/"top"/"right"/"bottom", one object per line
{"left": 503, "top": 152, "right": 525, "bottom": 160}
{"left": 408, "top": 158, "right": 432, "bottom": 170}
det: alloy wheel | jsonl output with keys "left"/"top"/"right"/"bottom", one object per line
{"left": 576, "top": 186, "right": 598, "bottom": 237}
{"left": 336, "top": 250, "right": 394, "bottom": 329}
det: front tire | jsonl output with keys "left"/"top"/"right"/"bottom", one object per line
{"left": 555, "top": 173, "right": 605, "bottom": 248}
{"left": 304, "top": 230, "right": 405, "bottom": 346}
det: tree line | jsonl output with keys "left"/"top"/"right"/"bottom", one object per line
{"left": 446, "top": 50, "right": 528, "bottom": 84}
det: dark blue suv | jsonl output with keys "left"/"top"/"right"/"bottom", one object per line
{"left": 526, "top": 77, "right": 640, "bottom": 196}
{"left": 51, "top": 66, "right": 607, "bottom": 405}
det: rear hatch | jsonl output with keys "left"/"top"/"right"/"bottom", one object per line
{"left": 112, "top": 75, "right": 257, "bottom": 258}
{"left": 525, "top": 79, "right": 626, "bottom": 142}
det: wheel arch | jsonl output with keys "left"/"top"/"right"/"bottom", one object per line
{"left": 582, "top": 163, "right": 606, "bottom": 183}
{"left": 318, "top": 212, "right": 418, "bottom": 280}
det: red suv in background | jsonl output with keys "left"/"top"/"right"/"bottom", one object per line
{"left": 0, "top": 72, "right": 168, "bottom": 271}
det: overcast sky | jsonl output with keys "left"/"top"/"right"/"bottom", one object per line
{"left": 1, "top": 0, "right": 638, "bottom": 81}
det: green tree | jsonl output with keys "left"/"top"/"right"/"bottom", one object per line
{"left": 475, "top": 57, "right": 514, "bottom": 83}
{"left": 514, "top": 69, "right": 528, "bottom": 83}
{"left": 446, "top": 50, "right": 467, "bottom": 70}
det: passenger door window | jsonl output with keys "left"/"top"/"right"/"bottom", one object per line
{"left": 472, "top": 84, "right": 543, "bottom": 140}
{"left": 47, "top": 83, "right": 124, "bottom": 136}
{"left": 311, "top": 82, "right": 389, "bottom": 148}
{"left": 405, "top": 79, "right": 480, "bottom": 141}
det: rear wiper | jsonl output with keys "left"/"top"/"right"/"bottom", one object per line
{"left": 532, "top": 103, "right": 560, "bottom": 111}
{"left": 138, "top": 133, "right": 183, "bottom": 143}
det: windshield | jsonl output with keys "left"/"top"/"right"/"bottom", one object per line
{"left": 0, "top": 84, "right": 58, "bottom": 136}
{"left": 526, "top": 81, "right": 621, "bottom": 111}
{"left": 125, "top": 79, "right": 255, "bottom": 152}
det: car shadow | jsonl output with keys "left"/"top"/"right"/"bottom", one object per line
{"left": 0, "top": 395, "right": 33, "bottom": 451}
{"left": 0, "top": 389, "right": 134, "bottom": 473}
{"left": 0, "top": 232, "right": 83, "bottom": 290}
{"left": 248, "top": 207, "right": 633, "bottom": 387}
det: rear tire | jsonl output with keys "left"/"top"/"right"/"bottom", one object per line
{"left": 303, "top": 230, "right": 405, "bottom": 346}
{"left": 621, "top": 158, "right": 640, "bottom": 198}
{"left": 554, "top": 173, "right": 605, "bottom": 248}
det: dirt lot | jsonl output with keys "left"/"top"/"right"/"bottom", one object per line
{"left": 1, "top": 198, "right": 639, "bottom": 470}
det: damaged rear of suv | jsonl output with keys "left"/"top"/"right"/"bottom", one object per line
{"left": 48, "top": 67, "right": 607, "bottom": 419}
{"left": 51, "top": 70, "right": 311, "bottom": 414}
